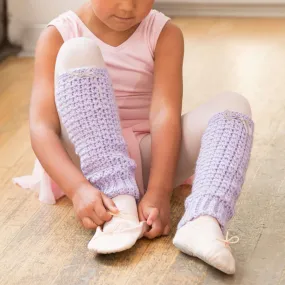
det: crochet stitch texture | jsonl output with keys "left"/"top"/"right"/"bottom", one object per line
{"left": 55, "top": 67, "right": 140, "bottom": 200}
{"left": 178, "top": 111, "right": 254, "bottom": 231}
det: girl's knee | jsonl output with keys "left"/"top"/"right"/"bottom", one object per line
{"left": 218, "top": 92, "right": 252, "bottom": 118}
{"left": 55, "top": 38, "right": 105, "bottom": 74}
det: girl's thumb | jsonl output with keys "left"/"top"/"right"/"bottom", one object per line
{"left": 101, "top": 194, "right": 119, "bottom": 214}
{"left": 147, "top": 208, "right": 159, "bottom": 226}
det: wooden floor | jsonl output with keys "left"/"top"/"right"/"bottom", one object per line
{"left": 1, "top": 17, "right": 285, "bottom": 285}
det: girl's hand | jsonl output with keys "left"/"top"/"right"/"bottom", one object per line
{"left": 72, "top": 183, "right": 119, "bottom": 229}
{"left": 138, "top": 191, "right": 171, "bottom": 239}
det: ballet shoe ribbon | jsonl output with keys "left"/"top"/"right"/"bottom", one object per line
{"left": 217, "top": 231, "right": 240, "bottom": 247}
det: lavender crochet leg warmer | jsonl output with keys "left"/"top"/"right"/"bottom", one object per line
{"left": 55, "top": 67, "right": 140, "bottom": 200}
{"left": 178, "top": 110, "right": 254, "bottom": 231}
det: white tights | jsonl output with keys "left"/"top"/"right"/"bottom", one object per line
{"left": 140, "top": 91, "right": 252, "bottom": 188}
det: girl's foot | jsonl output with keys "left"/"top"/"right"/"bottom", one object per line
{"left": 88, "top": 195, "right": 148, "bottom": 254}
{"left": 173, "top": 216, "right": 236, "bottom": 274}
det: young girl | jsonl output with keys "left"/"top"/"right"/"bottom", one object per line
{"left": 14, "top": 0, "right": 254, "bottom": 275}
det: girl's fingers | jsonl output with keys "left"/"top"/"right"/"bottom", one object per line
{"left": 138, "top": 208, "right": 147, "bottom": 222}
{"left": 163, "top": 225, "right": 171, "bottom": 236}
{"left": 94, "top": 201, "right": 112, "bottom": 222}
{"left": 147, "top": 208, "right": 159, "bottom": 226}
{"left": 82, "top": 217, "right": 98, "bottom": 230}
{"left": 90, "top": 210, "right": 104, "bottom": 225}
{"left": 144, "top": 219, "right": 163, "bottom": 239}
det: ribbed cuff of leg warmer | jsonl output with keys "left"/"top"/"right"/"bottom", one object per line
{"left": 94, "top": 173, "right": 140, "bottom": 201}
{"left": 178, "top": 193, "right": 234, "bottom": 232}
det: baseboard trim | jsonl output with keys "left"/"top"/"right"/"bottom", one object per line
{"left": 154, "top": 3, "right": 285, "bottom": 18}
{"left": 11, "top": 3, "right": 285, "bottom": 56}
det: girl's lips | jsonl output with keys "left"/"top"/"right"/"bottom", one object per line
{"left": 114, "top": 16, "right": 135, "bottom": 22}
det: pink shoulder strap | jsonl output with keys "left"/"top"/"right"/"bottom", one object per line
{"left": 47, "top": 11, "right": 81, "bottom": 42}
{"left": 142, "top": 10, "right": 170, "bottom": 57}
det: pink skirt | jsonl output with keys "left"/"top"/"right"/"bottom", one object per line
{"left": 13, "top": 121, "right": 150, "bottom": 204}
{"left": 13, "top": 119, "right": 194, "bottom": 204}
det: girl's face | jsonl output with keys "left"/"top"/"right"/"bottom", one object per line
{"left": 90, "top": 0, "right": 154, "bottom": 31}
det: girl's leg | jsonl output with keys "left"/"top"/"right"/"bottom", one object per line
{"left": 141, "top": 92, "right": 252, "bottom": 187}
{"left": 55, "top": 38, "right": 146, "bottom": 254}
{"left": 140, "top": 92, "right": 254, "bottom": 274}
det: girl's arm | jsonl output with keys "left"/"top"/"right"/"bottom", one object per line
{"left": 30, "top": 27, "right": 117, "bottom": 228}
{"left": 30, "top": 27, "right": 87, "bottom": 199}
{"left": 148, "top": 21, "right": 184, "bottom": 196}
{"left": 138, "top": 22, "right": 184, "bottom": 239}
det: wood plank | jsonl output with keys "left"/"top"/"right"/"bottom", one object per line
{"left": 0, "top": 197, "right": 72, "bottom": 285}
